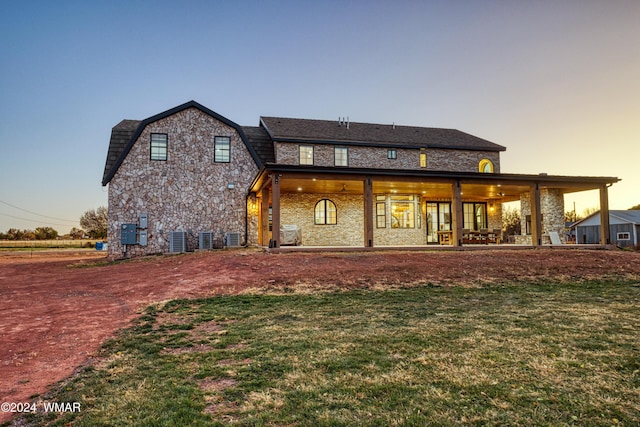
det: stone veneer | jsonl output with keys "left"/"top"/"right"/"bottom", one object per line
{"left": 280, "top": 193, "right": 364, "bottom": 246}
{"left": 275, "top": 142, "right": 500, "bottom": 173}
{"left": 107, "top": 108, "right": 259, "bottom": 258}
{"left": 515, "top": 188, "right": 565, "bottom": 244}
{"left": 276, "top": 192, "right": 500, "bottom": 247}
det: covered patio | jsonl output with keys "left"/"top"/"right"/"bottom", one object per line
{"left": 248, "top": 164, "right": 619, "bottom": 249}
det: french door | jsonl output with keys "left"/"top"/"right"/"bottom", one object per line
{"left": 426, "top": 202, "right": 451, "bottom": 243}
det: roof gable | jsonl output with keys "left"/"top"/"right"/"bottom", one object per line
{"left": 260, "top": 116, "right": 506, "bottom": 152}
{"left": 102, "top": 101, "right": 262, "bottom": 186}
{"left": 574, "top": 210, "right": 640, "bottom": 227}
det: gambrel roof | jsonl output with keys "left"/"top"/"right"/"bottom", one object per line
{"left": 103, "top": 101, "right": 512, "bottom": 187}
{"left": 101, "top": 101, "right": 263, "bottom": 185}
{"left": 102, "top": 119, "right": 141, "bottom": 185}
{"left": 260, "top": 116, "right": 506, "bottom": 152}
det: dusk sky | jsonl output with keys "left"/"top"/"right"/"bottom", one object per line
{"left": 1, "top": 0, "right": 639, "bottom": 233}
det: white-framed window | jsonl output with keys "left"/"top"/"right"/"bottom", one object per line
{"left": 335, "top": 147, "right": 348, "bottom": 166}
{"left": 387, "top": 149, "right": 397, "bottom": 159}
{"left": 314, "top": 199, "right": 337, "bottom": 225}
{"left": 150, "top": 133, "right": 168, "bottom": 161}
{"left": 617, "top": 232, "right": 631, "bottom": 240}
{"left": 300, "top": 145, "right": 314, "bottom": 165}
{"left": 214, "top": 136, "right": 231, "bottom": 162}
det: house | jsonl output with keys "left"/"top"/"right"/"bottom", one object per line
{"left": 574, "top": 210, "right": 640, "bottom": 248}
{"left": 102, "top": 100, "right": 620, "bottom": 258}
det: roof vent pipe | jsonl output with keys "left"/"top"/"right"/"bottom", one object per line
{"left": 346, "top": 116, "right": 350, "bottom": 129}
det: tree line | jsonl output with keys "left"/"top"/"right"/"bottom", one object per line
{"left": 0, "top": 207, "right": 107, "bottom": 240}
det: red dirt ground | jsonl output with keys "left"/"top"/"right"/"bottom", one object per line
{"left": 1, "top": 248, "right": 640, "bottom": 423}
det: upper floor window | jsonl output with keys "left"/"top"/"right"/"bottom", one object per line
{"left": 335, "top": 147, "right": 348, "bottom": 166}
{"left": 479, "top": 158, "right": 494, "bottom": 173}
{"left": 150, "top": 133, "right": 168, "bottom": 161}
{"left": 387, "top": 149, "right": 397, "bottom": 160}
{"left": 214, "top": 136, "right": 231, "bottom": 162}
{"left": 300, "top": 145, "right": 314, "bottom": 165}
{"left": 314, "top": 199, "right": 337, "bottom": 225}
{"left": 419, "top": 150, "right": 427, "bottom": 168}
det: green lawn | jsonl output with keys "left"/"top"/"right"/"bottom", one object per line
{"left": 15, "top": 280, "right": 640, "bottom": 426}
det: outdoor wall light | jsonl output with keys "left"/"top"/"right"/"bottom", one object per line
{"left": 227, "top": 182, "right": 235, "bottom": 189}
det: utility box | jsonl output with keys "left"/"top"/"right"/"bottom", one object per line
{"left": 121, "top": 223, "right": 137, "bottom": 245}
{"left": 139, "top": 230, "right": 148, "bottom": 246}
{"left": 139, "top": 213, "right": 148, "bottom": 229}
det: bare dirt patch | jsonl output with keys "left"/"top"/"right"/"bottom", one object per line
{"left": 1, "top": 247, "right": 639, "bottom": 423}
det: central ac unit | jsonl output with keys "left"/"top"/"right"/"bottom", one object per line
{"left": 199, "top": 231, "right": 214, "bottom": 250}
{"left": 169, "top": 231, "right": 187, "bottom": 253}
{"left": 225, "top": 232, "right": 241, "bottom": 247}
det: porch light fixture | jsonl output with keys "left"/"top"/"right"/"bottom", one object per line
{"left": 227, "top": 182, "right": 235, "bottom": 189}
{"left": 297, "top": 187, "right": 303, "bottom": 191}
{"left": 341, "top": 184, "right": 347, "bottom": 192}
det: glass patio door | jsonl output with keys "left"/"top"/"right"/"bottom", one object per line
{"left": 426, "top": 202, "right": 451, "bottom": 243}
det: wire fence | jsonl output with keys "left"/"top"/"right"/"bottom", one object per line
{"left": 0, "top": 239, "right": 101, "bottom": 249}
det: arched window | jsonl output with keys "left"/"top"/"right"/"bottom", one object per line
{"left": 314, "top": 199, "right": 337, "bottom": 225}
{"left": 479, "top": 158, "right": 494, "bottom": 173}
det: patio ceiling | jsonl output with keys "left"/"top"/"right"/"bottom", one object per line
{"left": 276, "top": 176, "right": 528, "bottom": 203}
{"left": 251, "top": 165, "right": 619, "bottom": 205}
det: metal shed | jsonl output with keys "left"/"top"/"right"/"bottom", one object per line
{"left": 574, "top": 210, "right": 640, "bottom": 248}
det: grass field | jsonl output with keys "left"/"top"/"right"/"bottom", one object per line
{"left": 15, "top": 280, "right": 640, "bottom": 426}
{"left": 0, "top": 239, "right": 100, "bottom": 249}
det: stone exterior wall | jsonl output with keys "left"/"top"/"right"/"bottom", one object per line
{"left": 487, "top": 202, "right": 503, "bottom": 232}
{"left": 107, "top": 108, "right": 259, "bottom": 258}
{"left": 246, "top": 193, "right": 259, "bottom": 246}
{"left": 274, "top": 142, "right": 501, "bottom": 173}
{"left": 428, "top": 149, "right": 500, "bottom": 173}
{"left": 516, "top": 188, "right": 565, "bottom": 245}
{"left": 277, "top": 192, "right": 437, "bottom": 246}
{"left": 542, "top": 188, "right": 565, "bottom": 240}
{"left": 280, "top": 193, "right": 364, "bottom": 246}
{"left": 374, "top": 195, "right": 426, "bottom": 245}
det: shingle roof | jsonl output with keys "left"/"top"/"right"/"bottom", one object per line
{"left": 242, "top": 126, "right": 275, "bottom": 164}
{"left": 260, "top": 117, "right": 506, "bottom": 152}
{"left": 611, "top": 210, "right": 640, "bottom": 224}
{"left": 102, "top": 119, "right": 141, "bottom": 184}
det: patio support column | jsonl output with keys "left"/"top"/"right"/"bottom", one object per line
{"left": 451, "top": 180, "right": 463, "bottom": 246}
{"left": 530, "top": 184, "right": 542, "bottom": 246}
{"left": 260, "top": 186, "right": 269, "bottom": 246}
{"left": 599, "top": 184, "right": 611, "bottom": 245}
{"left": 363, "top": 176, "right": 374, "bottom": 247}
{"left": 271, "top": 174, "right": 281, "bottom": 248}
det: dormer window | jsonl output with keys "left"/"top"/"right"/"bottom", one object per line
{"left": 479, "top": 159, "right": 494, "bottom": 173}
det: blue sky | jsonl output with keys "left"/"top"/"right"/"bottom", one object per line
{"left": 1, "top": 0, "right": 639, "bottom": 232}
